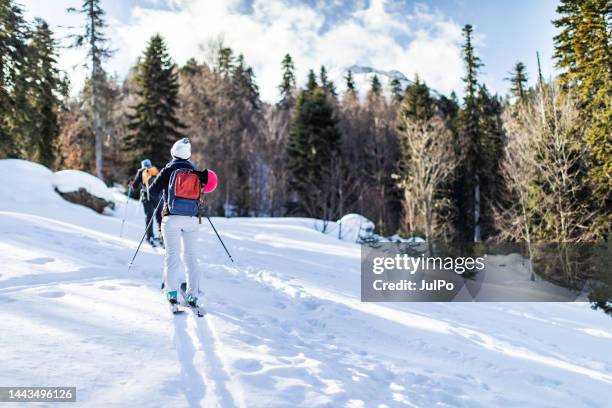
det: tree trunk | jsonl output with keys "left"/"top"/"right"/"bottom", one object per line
{"left": 89, "top": 1, "right": 103, "bottom": 180}
{"left": 474, "top": 174, "right": 481, "bottom": 242}
{"left": 425, "top": 198, "right": 434, "bottom": 256}
{"left": 92, "top": 71, "right": 103, "bottom": 180}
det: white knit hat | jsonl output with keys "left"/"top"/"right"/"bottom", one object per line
{"left": 171, "top": 138, "right": 191, "bottom": 159}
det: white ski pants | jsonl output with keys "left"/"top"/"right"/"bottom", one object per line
{"left": 161, "top": 215, "right": 200, "bottom": 295}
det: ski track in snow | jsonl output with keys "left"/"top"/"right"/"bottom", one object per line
{"left": 172, "top": 311, "right": 245, "bottom": 408}
{"left": 233, "top": 264, "right": 612, "bottom": 384}
{"left": 1, "top": 159, "right": 611, "bottom": 407}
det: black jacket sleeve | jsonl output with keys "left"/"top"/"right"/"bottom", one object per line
{"left": 131, "top": 168, "right": 144, "bottom": 191}
{"left": 148, "top": 166, "right": 172, "bottom": 198}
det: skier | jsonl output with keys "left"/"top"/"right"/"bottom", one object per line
{"left": 130, "top": 159, "right": 163, "bottom": 247}
{"left": 148, "top": 138, "right": 210, "bottom": 312}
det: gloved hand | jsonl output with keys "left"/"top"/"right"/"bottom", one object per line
{"left": 194, "top": 169, "right": 209, "bottom": 185}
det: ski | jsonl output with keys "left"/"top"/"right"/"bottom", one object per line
{"left": 179, "top": 282, "right": 205, "bottom": 317}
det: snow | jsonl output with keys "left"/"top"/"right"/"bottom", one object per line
{"left": 1, "top": 159, "right": 611, "bottom": 407}
{"left": 0, "top": 159, "right": 60, "bottom": 205}
{"left": 324, "top": 213, "right": 375, "bottom": 243}
{"left": 53, "top": 168, "right": 114, "bottom": 203}
{"left": 347, "top": 65, "right": 412, "bottom": 97}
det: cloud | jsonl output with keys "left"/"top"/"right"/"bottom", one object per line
{"left": 34, "top": 0, "right": 465, "bottom": 102}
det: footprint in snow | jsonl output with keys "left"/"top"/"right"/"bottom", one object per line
{"left": 27, "top": 257, "right": 55, "bottom": 265}
{"left": 531, "top": 375, "right": 561, "bottom": 387}
{"left": 239, "top": 334, "right": 264, "bottom": 346}
{"left": 233, "top": 359, "right": 263, "bottom": 373}
{"left": 38, "top": 291, "right": 65, "bottom": 298}
{"left": 301, "top": 298, "right": 321, "bottom": 311}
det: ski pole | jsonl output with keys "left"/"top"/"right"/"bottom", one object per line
{"left": 206, "top": 216, "right": 234, "bottom": 263}
{"left": 128, "top": 198, "right": 163, "bottom": 270}
{"left": 119, "top": 187, "right": 132, "bottom": 238}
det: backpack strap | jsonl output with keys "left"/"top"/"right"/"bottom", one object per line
{"left": 166, "top": 159, "right": 195, "bottom": 170}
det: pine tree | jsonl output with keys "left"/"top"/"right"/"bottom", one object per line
{"left": 0, "top": 0, "right": 29, "bottom": 158}
{"left": 398, "top": 76, "right": 435, "bottom": 123}
{"left": 306, "top": 69, "right": 317, "bottom": 91}
{"left": 287, "top": 78, "right": 341, "bottom": 218}
{"left": 278, "top": 53, "right": 295, "bottom": 104}
{"left": 506, "top": 61, "right": 528, "bottom": 101}
{"left": 26, "top": 18, "right": 63, "bottom": 166}
{"left": 180, "top": 57, "right": 200, "bottom": 76}
{"left": 345, "top": 69, "right": 356, "bottom": 95}
{"left": 125, "top": 34, "right": 184, "bottom": 166}
{"left": 389, "top": 78, "right": 403, "bottom": 102}
{"left": 217, "top": 47, "right": 234, "bottom": 78}
{"left": 477, "top": 85, "right": 505, "bottom": 237}
{"left": 319, "top": 65, "right": 336, "bottom": 96}
{"left": 456, "top": 24, "right": 485, "bottom": 243}
{"left": 68, "top": 0, "right": 113, "bottom": 179}
{"left": 233, "top": 53, "right": 259, "bottom": 108}
{"left": 319, "top": 66, "right": 328, "bottom": 88}
{"left": 370, "top": 74, "right": 382, "bottom": 96}
{"left": 553, "top": 0, "right": 611, "bottom": 209}
{"left": 437, "top": 92, "right": 460, "bottom": 122}
{"left": 462, "top": 25, "right": 482, "bottom": 100}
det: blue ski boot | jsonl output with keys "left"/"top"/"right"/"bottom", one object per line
{"left": 166, "top": 290, "right": 178, "bottom": 304}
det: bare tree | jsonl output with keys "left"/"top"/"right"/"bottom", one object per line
{"left": 339, "top": 89, "right": 400, "bottom": 234}
{"left": 262, "top": 101, "right": 292, "bottom": 215}
{"left": 396, "top": 115, "right": 457, "bottom": 253}
{"left": 498, "top": 81, "right": 598, "bottom": 281}
{"left": 364, "top": 92, "right": 400, "bottom": 235}
{"left": 177, "top": 45, "right": 264, "bottom": 216}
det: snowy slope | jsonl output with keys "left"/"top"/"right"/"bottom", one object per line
{"left": 1, "top": 159, "right": 611, "bottom": 407}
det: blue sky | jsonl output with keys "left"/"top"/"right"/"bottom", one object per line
{"left": 21, "top": 0, "right": 559, "bottom": 102}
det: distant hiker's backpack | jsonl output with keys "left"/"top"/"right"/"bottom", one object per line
{"left": 168, "top": 167, "right": 201, "bottom": 216}
{"left": 142, "top": 166, "right": 159, "bottom": 187}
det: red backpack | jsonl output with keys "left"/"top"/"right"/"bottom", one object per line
{"left": 174, "top": 171, "right": 200, "bottom": 199}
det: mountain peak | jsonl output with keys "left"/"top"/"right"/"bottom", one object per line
{"left": 347, "top": 65, "right": 409, "bottom": 83}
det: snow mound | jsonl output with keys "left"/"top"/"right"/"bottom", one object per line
{"left": 0, "top": 159, "right": 62, "bottom": 205}
{"left": 327, "top": 213, "right": 375, "bottom": 243}
{"left": 53, "top": 170, "right": 114, "bottom": 203}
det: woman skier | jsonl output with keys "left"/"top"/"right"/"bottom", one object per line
{"left": 148, "top": 138, "right": 211, "bottom": 313}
